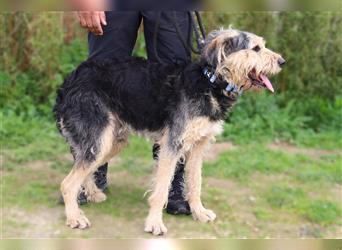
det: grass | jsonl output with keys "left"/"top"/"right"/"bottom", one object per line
{"left": 253, "top": 207, "right": 272, "bottom": 221}
{"left": 302, "top": 200, "right": 341, "bottom": 226}
{"left": 203, "top": 144, "right": 341, "bottom": 185}
{"left": 85, "top": 185, "right": 148, "bottom": 219}
{"left": 1, "top": 103, "right": 341, "bottom": 238}
{"left": 264, "top": 185, "right": 341, "bottom": 226}
{"left": 204, "top": 144, "right": 297, "bottom": 180}
{"left": 1, "top": 112, "right": 68, "bottom": 170}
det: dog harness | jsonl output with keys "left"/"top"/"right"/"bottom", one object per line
{"left": 202, "top": 67, "right": 243, "bottom": 95}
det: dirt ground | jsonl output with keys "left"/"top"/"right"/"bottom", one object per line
{"left": 2, "top": 142, "right": 342, "bottom": 238}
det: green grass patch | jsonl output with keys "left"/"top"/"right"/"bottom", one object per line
{"left": 2, "top": 109, "right": 341, "bottom": 236}
{"left": 112, "top": 136, "right": 154, "bottom": 176}
{"left": 294, "top": 154, "right": 342, "bottom": 184}
{"left": 84, "top": 184, "right": 148, "bottom": 219}
{"left": 204, "top": 144, "right": 341, "bottom": 185}
{"left": 204, "top": 144, "right": 305, "bottom": 180}
{"left": 265, "top": 185, "right": 306, "bottom": 208}
{"left": 50, "top": 160, "right": 73, "bottom": 175}
{"left": 264, "top": 184, "right": 341, "bottom": 226}
{"left": 301, "top": 200, "right": 341, "bottom": 226}
{"left": 2, "top": 112, "right": 68, "bottom": 170}
{"left": 2, "top": 217, "right": 30, "bottom": 230}
{"left": 3, "top": 172, "right": 59, "bottom": 209}
{"left": 253, "top": 207, "right": 273, "bottom": 221}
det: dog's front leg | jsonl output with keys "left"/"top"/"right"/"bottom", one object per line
{"left": 144, "top": 145, "right": 179, "bottom": 235}
{"left": 186, "top": 138, "right": 216, "bottom": 223}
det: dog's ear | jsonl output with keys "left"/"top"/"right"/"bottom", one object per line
{"left": 204, "top": 38, "right": 219, "bottom": 67}
{"left": 203, "top": 31, "right": 249, "bottom": 67}
{"left": 203, "top": 29, "right": 225, "bottom": 67}
{"left": 223, "top": 32, "right": 249, "bottom": 56}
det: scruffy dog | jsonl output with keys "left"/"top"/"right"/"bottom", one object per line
{"left": 54, "top": 28, "right": 285, "bottom": 235}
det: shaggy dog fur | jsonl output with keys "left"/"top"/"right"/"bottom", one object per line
{"left": 54, "top": 28, "right": 285, "bottom": 235}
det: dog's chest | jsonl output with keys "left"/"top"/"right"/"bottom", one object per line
{"left": 182, "top": 117, "right": 223, "bottom": 147}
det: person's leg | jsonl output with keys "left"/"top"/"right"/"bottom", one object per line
{"left": 142, "top": 11, "right": 192, "bottom": 64}
{"left": 145, "top": 11, "right": 192, "bottom": 215}
{"left": 78, "top": 11, "right": 142, "bottom": 204}
{"left": 88, "top": 11, "right": 142, "bottom": 60}
{"left": 152, "top": 144, "right": 191, "bottom": 215}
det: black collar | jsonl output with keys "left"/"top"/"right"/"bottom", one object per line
{"left": 202, "top": 66, "right": 243, "bottom": 95}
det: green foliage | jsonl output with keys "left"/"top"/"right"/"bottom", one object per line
{"left": 1, "top": 37, "right": 87, "bottom": 117}
{"left": 221, "top": 92, "right": 341, "bottom": 147}
{"left": 1, "top": 12, "right": 341, "bottom": 146}
{"left": 1, "top": 12, "right": 341, "bottom": 172}
{"left": 1, "top": 111, "right": 68, "bottom": 169}
{"left": 276, "top": 12, "right": 342, "bottom": 100}
{"left": 132, "top": 31, "right": 147, "bottom": 58}
{"left": 204, "top": 12, "right": 342, "bottom": 100}
{"left": 223, "top": 92, "right": 311, "bottom": 144}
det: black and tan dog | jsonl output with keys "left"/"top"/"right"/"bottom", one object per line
{"left": 54, "top": 28, "right": 285, "bottom": 235}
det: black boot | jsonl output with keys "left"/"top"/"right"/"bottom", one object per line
{"left": 93, "top": 163, "right": 108, "bottom": 191}
{"left": 152, "top": 144, "right": 191, "bottom": 215}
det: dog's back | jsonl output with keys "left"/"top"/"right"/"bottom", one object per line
{"left": 55, "top": 57, "right": 185, "bottom": 133}
{"left": 54, "top": 58, "right": 190, "bottom": 163}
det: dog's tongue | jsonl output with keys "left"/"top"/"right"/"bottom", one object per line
{"left": 260, "top": 74, "right": 274, "bottom": 93}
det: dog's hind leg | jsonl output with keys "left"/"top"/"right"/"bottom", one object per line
{"left": 185, "top": 137, "right": 216, "bottom": 223}
{"left": 144, "top": 137, "right": 181, "bottom": 235}
{"left": 61, "top": 159, "right": 111, "bottom": 229}
{"left": 61, "top": 116, "right": 126, "bottom": 229}
{"left": 61, "top": 163, "right": 94, "bottom": 229}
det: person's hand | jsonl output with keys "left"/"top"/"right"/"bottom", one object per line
{"left": 77, "top": 11, "right": 107, "bottom": 36}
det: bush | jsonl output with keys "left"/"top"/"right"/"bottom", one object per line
{"left": 1, "top": 12, "right": 341, "bottom": 147}
{"left": 204, "top": 12, "right": 342, "bottom": 100}
{"left": 222, "top": 92, "right": 341, "bottom": 146}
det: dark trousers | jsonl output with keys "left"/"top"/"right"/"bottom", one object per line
{"left": 88, "top": 11, "right": 192, "bottom": 63}
{"left": 89, "top": 11, "right": 192, "bottom": 175}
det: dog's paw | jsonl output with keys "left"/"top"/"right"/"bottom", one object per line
{"left": 192, "top": 208, "right": 216, "bottom": 223}
{"left": 66, "top": 209, "right": 91, "bottom": 229}
{"left": 144, "top": 217, "right": 167, "bottom": 236}
{"left": 88, "top": 191, "right": 107, "bottom": 203}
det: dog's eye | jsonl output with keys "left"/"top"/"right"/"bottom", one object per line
{"left": 252, "top": 45, "right": 261, "bottom": 52}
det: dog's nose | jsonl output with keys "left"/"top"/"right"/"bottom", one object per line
{"left": 278, "top": 58, "right": 286, "bottom": 67}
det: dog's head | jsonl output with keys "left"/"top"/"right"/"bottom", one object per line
{"left": 202, "top": 28, "right": 285, "bottom": 93}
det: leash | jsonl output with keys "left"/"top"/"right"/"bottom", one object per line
{"left": 153, "top": 11, "right": 206, "bottom": 64}
{"left": 153, "top": 12, "right": 242, "bottom": 95}
{"left": 191, "top": 11, "right": 206, "bottom": 52}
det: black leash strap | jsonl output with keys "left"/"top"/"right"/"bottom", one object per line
{"left": 195, "top": 11, "right": 206, "bottom": 40}
{"left": 153, "top": 11, "right": 207, "bottom": 64}
{"left": 191, "top": 11, "right": 206, "bottom": 51}
{"left": 153, "top": 11, "right": 163, "bottom": 64}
